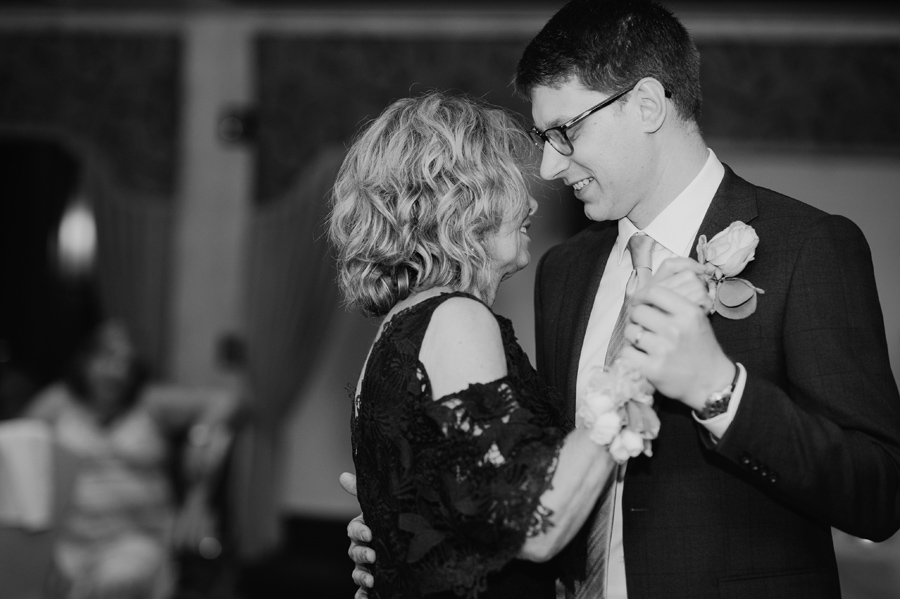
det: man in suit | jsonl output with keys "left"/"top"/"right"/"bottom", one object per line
{"left": 518, "top": 0, "right": 900, "bottom": 598}
{"left": 344, "top": 1, "right": 900, "bottom": 597}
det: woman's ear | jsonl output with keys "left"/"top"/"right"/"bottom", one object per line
{"left": 634, "top": 78, "right": 669, "bottom": 134}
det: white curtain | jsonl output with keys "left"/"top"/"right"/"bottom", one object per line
{"left": 84, "top": 146, "right": 174, "bottom": 376}
{"left": 231, "top": 146, "right": 345, "bottom": 558}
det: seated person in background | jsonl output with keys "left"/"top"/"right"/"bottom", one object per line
{"left": 0, "top": 361, "right": 39, "bottom": 422}
{"left": 25, "top": 320, "right": 244, "bottom": 599}
{"left": 327, "top": 91, "right": 711, "bottom": 598}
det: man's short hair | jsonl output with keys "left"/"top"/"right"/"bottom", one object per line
{"left": 515, "top": 0, "right": 702, "bottom": 124}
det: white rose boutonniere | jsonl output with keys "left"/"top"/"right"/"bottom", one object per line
{"left": 696, "top": 221, "right": 765, "bottom": 320}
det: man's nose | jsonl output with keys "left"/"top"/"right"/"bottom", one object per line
{"left": 539, "top": 143, "right": 567, "bottom": 181}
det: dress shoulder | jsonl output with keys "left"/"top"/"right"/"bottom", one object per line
{"left": 424, "top": 296, "right": 506, "bottom": 395}
{"left": 428, "top": 295, "right": 501, "bottom": 336}
{"left": 352, "top": 291, "right": 564, "bottom": 598}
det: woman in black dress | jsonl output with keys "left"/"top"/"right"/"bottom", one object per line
{"left": 329, "top": 91, "right": 619, "bottom": 599}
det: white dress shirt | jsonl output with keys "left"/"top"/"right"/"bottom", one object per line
{"left": 575, "top": 149, "right": 747, "bottom": 598}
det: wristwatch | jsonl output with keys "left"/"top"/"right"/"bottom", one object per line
{"left": 697, "top": 363, "right": 740, "bottom": 420}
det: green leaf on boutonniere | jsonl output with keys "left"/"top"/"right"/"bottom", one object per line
{"left": 714, "top": 278, "right": 762, "bottom": 320}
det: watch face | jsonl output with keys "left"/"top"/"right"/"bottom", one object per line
{"left": 699, "top": 387, "right": 733, "bottom": 420}
{"left": 698, "top": 364, "right": 739, "bottom": 420}
{"left": 700, "top": 397, "right": 730, "bottom": 420}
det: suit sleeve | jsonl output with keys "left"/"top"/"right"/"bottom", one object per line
{"left": 714, "top": 213, "right": 900, "bottom": 541}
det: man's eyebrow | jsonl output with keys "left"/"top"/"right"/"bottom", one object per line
{"left": 534, "top": 114, "right": 569, "bottom": 131}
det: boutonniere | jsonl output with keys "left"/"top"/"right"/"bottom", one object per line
{"left": 575, "top": 362, "right": 660, "bottom": 464}
{"left": 696, "top": 221, "right": 765, "bottom": 320}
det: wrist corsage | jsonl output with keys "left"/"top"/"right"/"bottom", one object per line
{"left": 575, "top": 361, "right": 660, "bottom": 464}
{"left": 696, "top": 221, "right": 764, "bottom": 320}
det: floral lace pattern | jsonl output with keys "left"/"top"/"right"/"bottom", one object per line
{"left": 351, "top": 292, "right": 565, "bottom": 599}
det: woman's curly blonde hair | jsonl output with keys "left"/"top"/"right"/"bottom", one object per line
{"left": 328, "top": 91, "right": 535, "bottom": 317}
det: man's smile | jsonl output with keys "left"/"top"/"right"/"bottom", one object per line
{"left": 572, "top": 177, "right": 594, "bottom": 192}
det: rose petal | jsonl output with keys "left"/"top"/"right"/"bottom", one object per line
{"left": 696, "top": 235, "right": 709, "bottom": 264}
{"left": 718, "top": 246, "right": 755, "bottom": 277}
{"left": 582, "top": 389, "right": 618, "bottom": 415}
{"left": 703, "top": 222, "right": 759, "bottom": 278}
{"left": 609, "top": 429, "right": 645, "bottom": 463}
{"left": 589, "top": 411, "right": 624, "bottom": 446}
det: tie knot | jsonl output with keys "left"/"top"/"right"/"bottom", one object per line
{"left": 627, "top": 232, "right": 655, "bottom": 271}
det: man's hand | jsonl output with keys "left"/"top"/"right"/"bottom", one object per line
{"left": 649, "top": 256, "right": 715, "bottom": 313}
{"left": 620, "top": 257, "right": 734, "bottom": 411}
{"left": 339, "top": 471, "right": 358, "bottom": 497}
{"left": 341, "top": 472, "right": 375, "bottom": 597}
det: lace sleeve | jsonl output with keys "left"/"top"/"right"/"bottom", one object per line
{"left": 403, "top": 377, "right": 564, "bottom": 598}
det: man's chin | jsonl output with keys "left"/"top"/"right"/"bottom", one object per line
{"left": 583, "top": 204, "right": 610, "bottom": 223}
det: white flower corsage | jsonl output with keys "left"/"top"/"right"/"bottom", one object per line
{"left": 575, "top": 361, "right": 660, "bottom": 464}
{"left": 696, "top": 221, "right": 765, "bottom": 320}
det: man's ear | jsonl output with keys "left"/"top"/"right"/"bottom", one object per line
{"left": 634, "top": 78, "right": 669, "bottom": 133}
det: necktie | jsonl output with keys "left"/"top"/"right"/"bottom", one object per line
{"left": 604, "top": 233, "right": 657, "bottom": 366}
{"left": 576, "top": 232, "right": 656, "bottom": 599}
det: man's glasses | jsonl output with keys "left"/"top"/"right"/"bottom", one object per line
{"left": 528, "top": 84, "right": 672, "bottom": 156}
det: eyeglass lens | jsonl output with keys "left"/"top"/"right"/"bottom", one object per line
{"left": 529, "top": 127, "right": 573, "bottom": 156}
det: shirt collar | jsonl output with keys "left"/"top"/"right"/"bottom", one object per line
{"left": 615, "top": 148, "right": 725, "bottom": 264}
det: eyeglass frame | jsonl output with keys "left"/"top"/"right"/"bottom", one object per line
{"left": 528, "top": 83, "right": 673, "bottom": 156}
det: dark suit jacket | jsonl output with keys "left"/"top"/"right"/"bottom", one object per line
{"left": 534, "top": 165, "right": 900, "bottom": 599}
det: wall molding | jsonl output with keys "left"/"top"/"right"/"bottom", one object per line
{"left": 1, "top": 8, "right": 899, "bottom": 41}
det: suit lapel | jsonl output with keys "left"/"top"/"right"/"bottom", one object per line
{"left": 557, "top": 223, "right": 618, "bottom": 424}
{"left": 693, "top": 165, "right": 760, "bottom": 353}
{"left": 691, "top": 165, "right": 759, "bottom": 259}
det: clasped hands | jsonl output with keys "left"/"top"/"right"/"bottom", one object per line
{"left": 620, "top": 256, "right": 737, "bottom": 412}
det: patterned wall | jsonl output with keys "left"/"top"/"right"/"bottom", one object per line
{"left": 0, "top": 31, "right": 181, "bottom": 197}
{"left": 254, "top": 35, "right": 900, "bottom": 205}
{"left": 699, "top": 41, "right": 900, "bottom": 152}
{"left": 0, "top": 30, "right": 181, "bottom": 376}
{"left": 4, "top": 30, "right": 896, "bottom": 204}
{"left": 254, "top": 36, "right": 532, "bottom": 205}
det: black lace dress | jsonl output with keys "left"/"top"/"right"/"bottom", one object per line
{"left": 351, "top": 292, "right": 567, "bottom": 599}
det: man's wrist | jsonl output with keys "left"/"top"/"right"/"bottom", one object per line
{"left": 695, "top": 362, "right": 739, "bottom": 421}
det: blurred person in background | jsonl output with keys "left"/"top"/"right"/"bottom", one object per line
{"left": 25, "top": 320, "right": 244, "bottom": 599}
{"left": 0, "top": 359, "right": 39, "bottom": 422}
